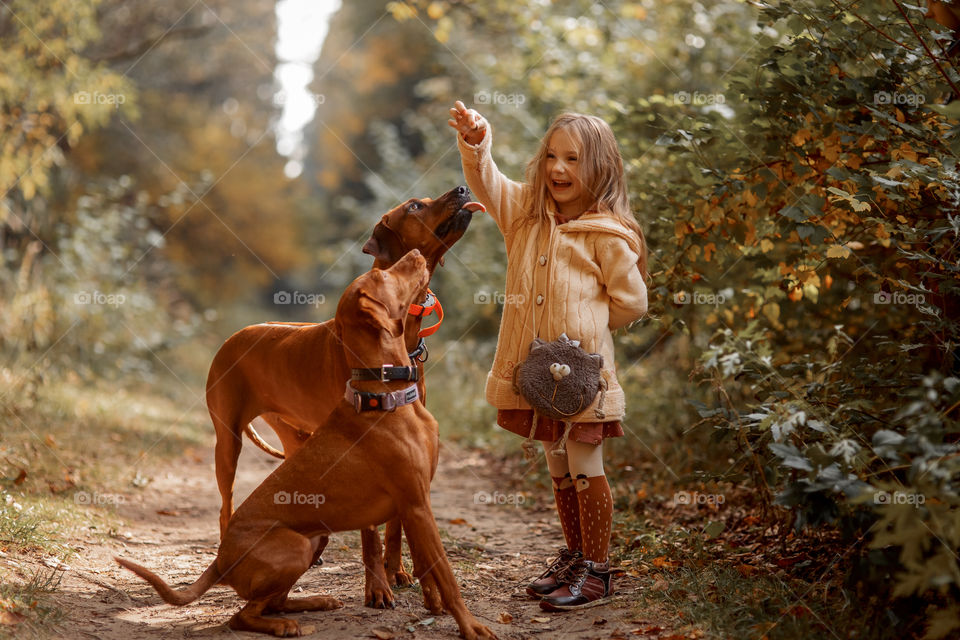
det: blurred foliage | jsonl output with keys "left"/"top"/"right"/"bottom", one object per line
{"left": 676, "top": 3, "right": 960, "bottom": 636}
{"left": 1, "top": 0, "right": 306, "bottom": 381}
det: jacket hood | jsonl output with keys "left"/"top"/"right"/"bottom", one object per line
{"left": 556, "top": 211, "right": 643, "bottom": 256}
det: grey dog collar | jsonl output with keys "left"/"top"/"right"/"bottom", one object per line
{"left": 344, "top": 381, "right": 419, "bottom": 413}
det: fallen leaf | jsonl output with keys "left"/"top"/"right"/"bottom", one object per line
{"left": 497, "top": 612, "right": 512, "bottom": 624}
{"left": 736, "top": 564, "right": 759, "bottom": 577}
{"left": 41, "top": 557, "right": 69, "bottom": 571}
{"left": 372, "top": 627, "right": 394, "bottom": 639}
{"left": 650, "top": 574, "right": 670, "bottom": 591}
{"left": 775, "top": 555, "right": 806, "bottom": 568}
{"left": 44, "top": 435, "right": 56, "bottom": 448}
{"left": 652, "top": 556, "right": 680, "bottom": 569}
{"left": 531, "top": 616, "right": 551, "bottom": 623}
{"left": 299, "top": 624, "right": 316, "bottom": 635}
{"left": 0, "top": 611, "right": 24, "bottom": 626}
{"left": 13, "top": 469, "right": 26, "bottom": 485}
{"left": 449, "top": 518, "right": 469, "bottom": 525}
{"left": 781, "top": 604, "right": 811, "bottom": 617}
{"left": 593, "top": 617, "right": 608, "bottom": 625}
{"left": 156, "top": 509, "right": 180, "bottom": 517}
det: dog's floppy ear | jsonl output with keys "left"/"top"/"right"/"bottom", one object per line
{"left": 363, "top": 218, "right": 405, "bottom": 265}
{"left": 361, "top": 229, "right": 385, "bottom": 261}
{"left": 357, "top": 289, "right": 404, "bottom": 338}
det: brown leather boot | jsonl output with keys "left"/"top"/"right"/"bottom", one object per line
{"left": 525, "top": 548, "right": 581, "bottom": 598}
{"left": 539, "top": 558, "right": 612, "bottom": 611}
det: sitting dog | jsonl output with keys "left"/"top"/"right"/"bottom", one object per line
{"left": 117, "top": 250, "right": 497, "bottom": 639}
{"left": 207, "top": 187, "right": 483, "bottom": 605}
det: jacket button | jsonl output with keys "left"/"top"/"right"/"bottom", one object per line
{"left": 536, "top": 294, "right": 544, "bottom": 305}
{"left": 539, "top": 255, "right": 547, "bottom": 265}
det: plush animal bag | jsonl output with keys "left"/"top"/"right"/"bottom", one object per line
{"left": 512, "top": 333, "right": 607, "bottom": 459}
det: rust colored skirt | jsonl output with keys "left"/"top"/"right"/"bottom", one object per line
{"left": 497, "top": 409, "right": 624, "bottom": 446}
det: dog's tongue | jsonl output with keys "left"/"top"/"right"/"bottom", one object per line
{"left": 462, "top": 201, "right": 486, "bottom": 213}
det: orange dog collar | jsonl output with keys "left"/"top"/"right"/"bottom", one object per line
{"left": 408, "top": 289, "right": 444, "bottom": 338}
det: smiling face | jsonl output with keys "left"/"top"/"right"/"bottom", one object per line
{"left": 544, "top": 128, "right": 588, "bottom": 218}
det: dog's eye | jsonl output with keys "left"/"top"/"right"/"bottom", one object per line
{"left": 406, "top": 202, "right": 422, "bottom": 212}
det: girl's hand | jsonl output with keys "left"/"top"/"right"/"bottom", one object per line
{"left": 448, "top": 100, "right": 487, "bottom": 145}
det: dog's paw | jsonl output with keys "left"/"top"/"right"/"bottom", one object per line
{"left": 364, "top": 586, "right": 395, "bottom": 610}
{"left": 389, "top": 568, "right": 414, "bottom": 587}
{"left": 263, "top": 617, "right": 301, "bottom": 637}
{"left": 317, "top": 596, "right": 344, "bottom": 611}
{"left": 461, "top": 621, "right": 498, "bottom": 640}
{"left": 422, "top": 585, "right": 443, "bottom": 615}
{"left": 365, "top": 597, "right": 396, "bottom": 610}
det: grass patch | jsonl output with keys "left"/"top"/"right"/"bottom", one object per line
{"left": 0, "top": 501, "right": 51, "bottom": 554}
{"left": 609, "top": 483, "right": 900, "bottom": 640}
{"left": 0, "top": 564, "right": 65, "bottom": 640}
{"left": 1, "top": 373, "right": 210, "bottom": 505}
{"left": 631, "top": 563, "right": 856, "bottom": 639}
{"left": 0, "top": 367, "right": 211, "bottom": 637}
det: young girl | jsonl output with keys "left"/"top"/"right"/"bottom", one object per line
{"left": 448, "top": 100, "right": 649, "bottom": 610}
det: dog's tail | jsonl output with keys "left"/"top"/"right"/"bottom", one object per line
{"left": 244, "top": 419, "right": 285, "bottom": 459}
{"left": 115, "top": 556, "right": 220, "bottom": 606}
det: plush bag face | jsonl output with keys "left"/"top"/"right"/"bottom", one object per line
{"left": 515, "top": 333, "right": 604, "bottom": 420}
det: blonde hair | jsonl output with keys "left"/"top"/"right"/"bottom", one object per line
{"left": 525, "top": 113, "right": 649, "bottom": 280}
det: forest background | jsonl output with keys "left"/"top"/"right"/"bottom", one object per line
{"left": 2, "top": 1, "right": 959, "bottom": 638}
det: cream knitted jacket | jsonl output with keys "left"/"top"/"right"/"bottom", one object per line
{"left": 458, "top": 126, "right": 648, "bottom": 421}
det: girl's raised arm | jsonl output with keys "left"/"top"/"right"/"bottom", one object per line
{"left": 449, "top": 100, "right": 527, "bottom": 236}
{"left": 448, "top": 100, "right": 486, "bottom": 145}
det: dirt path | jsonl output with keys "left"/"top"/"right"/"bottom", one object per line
{"left": 45, "top": 440, "right": 645, "bottom": 639}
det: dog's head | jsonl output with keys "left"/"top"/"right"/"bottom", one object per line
{"left": 337, "top": 249, "right": 430, "bottom": 351}
{"left": 362, "top": 186, "right": 485, "bottom": 273}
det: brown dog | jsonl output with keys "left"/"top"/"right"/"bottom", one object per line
{"left": 117, "top": 251, "right": 496, "bottom": 639}
{"left": 207, "top": 186, "right": 483, "bottom": 606}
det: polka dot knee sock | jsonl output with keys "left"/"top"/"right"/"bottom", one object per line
{"left": 551, "top": 474, "right": 582, "bottom": 551}
{"left": 575, "top": 474, "right": 613, "bottom": 563}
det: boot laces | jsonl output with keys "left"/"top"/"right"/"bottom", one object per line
{"left": 546, "top": 547, "right": 576, "bottom": 573}
{"left": 554, "top": 559, "right": 588, "bottom": 586}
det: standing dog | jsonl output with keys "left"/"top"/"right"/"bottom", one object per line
{"left": 118, "top": 251, "right": 496, "bottom": 639}
{"left": 206, "top": 186, "right": 483, "bottom": 606}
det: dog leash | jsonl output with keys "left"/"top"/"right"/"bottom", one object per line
{"left": 344, "top": 380, "right": 419, "bottom": 412}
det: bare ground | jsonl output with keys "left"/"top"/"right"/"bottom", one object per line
{"left": 36, "top": 441, "right": 647, "bottom": 639}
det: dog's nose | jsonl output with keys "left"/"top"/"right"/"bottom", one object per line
{"left": 456, "top": 185, "right": 468, "bottom": 197}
